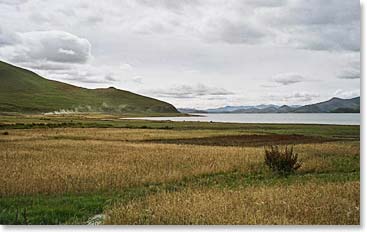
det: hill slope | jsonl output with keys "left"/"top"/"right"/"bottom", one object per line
{"left": 0, "top": 61, "right": 178, "bottom": 114}
{"left": 294, "top": 97, "right": 360, "bottom": 113}
{"left": 179, "top": 97, "right": 360, "bottom": 114}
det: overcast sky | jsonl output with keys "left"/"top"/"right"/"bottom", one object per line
{"left": 0, "top": 0, "right": 360, "bottom": 108}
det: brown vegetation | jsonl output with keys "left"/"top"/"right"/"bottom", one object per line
{"left": 264, "top": 145, "right": 302, "bottom": 175}
{"left": 105, "top": 181, "right": 360, "bottom": 225}
{"left": 0, "top": 137, "right": 261, "bottom": 196}
{"left": 142, "top": 134, "right": 335, "bottom": 147}
{"left": 0, "top": 127, "right": 360, "bottom": 225}
{"left": 0, "top": 128, "right": 358, "bottom": 196}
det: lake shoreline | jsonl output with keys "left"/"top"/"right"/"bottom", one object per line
{"left": 121, "top": 113, "right": 360, "bottom": 126}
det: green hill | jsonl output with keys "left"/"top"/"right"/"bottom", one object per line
{"left": 294, "top": 97, "right": 360, "bottom": 113}
{"left": 0, "top": 60, "right": 178, "bottom": 114}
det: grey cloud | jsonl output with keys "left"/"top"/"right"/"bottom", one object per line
{"left": 18, "top": 31, "right": 91, "bottom": 64}
{"left": 0, "top": 0, "right": 361, "bottom": 109}
{"left": 334, "top": 89, "right": 360, "bottom": 99}
{"left": 338, "top": 69, "right": 360, "bottom": 80}
{"left": 1, "top": 0, "right": 359, "bottom": 54}
{"left": 1, "top": 31, "right": 91, "bottom": 65}
{"left": 15, "top": 61, "right": 72, "bottom": 71}
{"left": 57, "top": 7, "right": 77, "bottom": 17}
{"left": 85, "top": 15, "right": 104, "bottom": 25}
{"left": 63, "top": 76, "right": 107, "bottom": 84}
{"left": 105, "top": 74, "right": 143, "bottom": 84}
{"left": 64, "top": 77, "right": 104, "bottom": 84}
{"left": 265, "top": 0, "right": 359, "bottom": 26}
{"left": 337, "top": 55, "right": 360, "bottom": 79}
{"left": 136, "top": 0, "right": 200, "bottom": 11}
{"left": 57, "top": 6, "right": 103, "bottom": 25}
{"left": 41, "top": 68, "right": 109, "bottom": 84}
{"left": 258, "top": 0, "right": 360, "bottom": 51}
{"left": 0, "top": 26, "right": 19, "bottom": 46}
{"left": 287, "top": 92, "right": 319, "bottom": 102}
{"left": 288, "top": 24, "right": 360, "bottom": 51}
{"left": 128, "top": 1, "right": 267, "bottom": 45}
{"left": 149, "top": 84, "right": 233, "bottom": 99}
{"left": 132, "top": 20, "right": 177, "bottom": 35}
{"left": 65, "top": 0, "right": 359, "bottom": 52}
{"left": 195, "top": 0, "right": 359, "bottom": 51}
{"left": 130, "top": 76, "right": 143, "bottom": 84}
{"left": 0, "top": 0, "right": 28, "bottom": 5}
{"left": 105, "top": 74, "right": 118, "bottom": 82}
{"left": 245, "top": 0, "right": 286, "bottom": 8}
{"left": 211, "top": 19, "right": 265, "bottom": 44}
{"left": 269, "top": 92, "right": 320, "bottom": 102}
{"left": 30, "top": 62, "right": 139, "bottom": 85}
{"left": 28, "top": 12, "right": 49, "bottom": 24}
{"left": 206, "top": 96, "right": 229, "bottom": 100}
{"left": 260, "top": 84, "right": 279, "bottom": 88}
{"left": 272, "top": 73, "right": 305, "bottom": 85}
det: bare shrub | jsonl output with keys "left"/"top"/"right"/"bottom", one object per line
{"left": 264, "top": 145, "right": 301, "bottom": 175}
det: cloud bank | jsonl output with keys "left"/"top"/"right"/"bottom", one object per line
{"left": 0, "top": 0, "right": 360, "bottom": 107}
{"left": 272, "top": 73, "right": 305, "bottom": 85}
{"left": 2, "top": 30, "right": 91, "bottom": 65}
{"left": 148, "top": 83, "right": 234, "bottom": 99}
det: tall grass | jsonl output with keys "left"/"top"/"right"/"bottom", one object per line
{"left": 105, "top": 181, "right": 360, "bottom": 225}
{"left": 0, "top": 127, "right": 360, "bottom": 225}
{"left": 0, "top": 140, "right": 261, "bottom": 196}
{"left": 0, "top": 128, "right": 359, "bottom": 196}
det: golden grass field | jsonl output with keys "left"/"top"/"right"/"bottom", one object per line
{"left": 0, "top": 118, "right": 360, "bottom": 225}
{"left": 106, "top": 181, "right": 359, "bottom": 225}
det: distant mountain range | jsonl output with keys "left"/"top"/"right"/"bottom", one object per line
{"left": 0, "top": 60, "right": 178, "bottom": 114}
{"left": 178, "top": 97, "right": 360, "bottom": 114}
{"left": 1, "top": 60, "right": 359, "bottom": 115}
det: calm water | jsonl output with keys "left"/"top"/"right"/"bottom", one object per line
{"left": 124, "top": 113, "right": 360, "bottom": 125}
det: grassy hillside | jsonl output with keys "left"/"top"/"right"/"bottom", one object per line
{"left": 295, "top": 97, "right": 360, "bottom": 113}
{"left": 0, "top": 61, "right": 178, "bottom": 114}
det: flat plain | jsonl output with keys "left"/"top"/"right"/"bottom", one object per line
{"left": 0, "top": 114, "right": 360, "bottom": 225}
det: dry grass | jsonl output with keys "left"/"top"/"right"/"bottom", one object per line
{"left": 0, "top": 139, "right": 261, "bottom": 196}
{"left": 0, "top": 126, "right": 360, "bottom": 225}
{"left": 0, "top": 128, "right": 359, "bottom": 196}
{"left": 296, "top": 142, "right": 359, "bottom": 173}
{"left": 0, "top": 128, "right": 246, "bottom": 143}
{"left": 105, "top": 181, "right": 360, "bottom": 225}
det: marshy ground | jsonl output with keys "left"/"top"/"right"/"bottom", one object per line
{"left": 0, "top": 114, "right": 360, "bottom": 225}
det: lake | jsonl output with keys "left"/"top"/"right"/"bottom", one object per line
{"left": 123, "top": 113, "right": 360, "bottom": 125}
